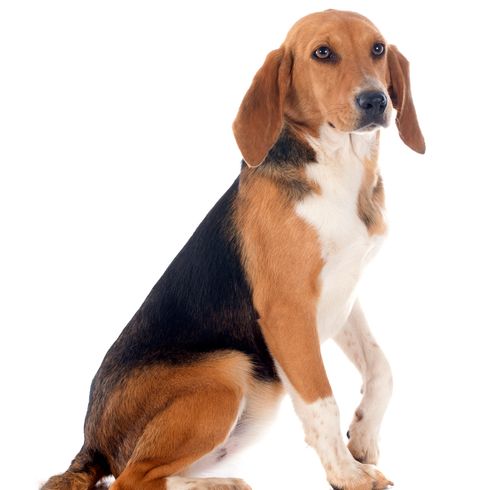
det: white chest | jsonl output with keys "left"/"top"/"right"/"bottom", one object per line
{"left": 296, "top": 129, "right": 385, "bottom": 341}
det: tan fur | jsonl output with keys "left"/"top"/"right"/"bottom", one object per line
{"left": 101, "top": 352, "right": 251, "bottom": 489}
{"left": 387, "top": 44, "right": 426, "bottom": 153}
{"left": 235, "top": 170, "right": 332, "bottom": 403}
{"left": 41, "top": 464, "right": 104, "bottom": 490}
{"left": 91, "top": 353, "right": 248, "bottom": 477}
{"left": 245, "top": 376, "right": 284, "bottom": 423}
{"left": 233, "top": 48, "right": 292, "bottom": 167}
{"left": 357, "top": 133, "right": 387, "bottom": 236}
{"left": 283, "top": 11, "right": 391, "bottom": 135}
{"left": 44, "top": 353, "right": 281, "bottom": 490}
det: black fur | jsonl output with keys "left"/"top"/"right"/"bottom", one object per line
{"left": 92, "top": 179, "right": 276, "bottom": 393}
{"left": 245, "top": 126, "right": 317, "bottom": 200}
{"left": 263, "top": 126, "right": 316, "bottom": 166}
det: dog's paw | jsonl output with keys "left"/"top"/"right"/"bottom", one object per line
{"left": 347, "top": 433, "right": 379, "bottom": 465}
{"left": 346, "top": 412, "right": 380, "bottom": 465}
{"left": 169, "top": 477, "right": 252, "bottom": 490}
{"left": 329, "top": 462, "right": 392, "bottom": 490}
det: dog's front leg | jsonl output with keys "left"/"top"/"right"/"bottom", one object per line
{"left": 237, "top": 177, "right": 391, "bottom": 488}
{"left": 335, "top": 300, "right": 393, "bottom": 465}
{"left": 259, "top": 307, "right": 392, "bottom": 490}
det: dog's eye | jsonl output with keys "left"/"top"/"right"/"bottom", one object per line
{"left": 372, "top": 43, "right": 385, "bottom": 57}
{"left": 313, "top": 46, "right": 335, "bottom": 61}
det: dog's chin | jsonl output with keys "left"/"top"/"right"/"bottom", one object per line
{"left": 351, "top": 122, "right": 382, "bottom": 135}
{"left": 351, "top": 117, "right": 389, "bottom": 135}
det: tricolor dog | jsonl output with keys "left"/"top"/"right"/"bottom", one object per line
{"left": 43, "top": 9, "right": 425, "bottom": 490}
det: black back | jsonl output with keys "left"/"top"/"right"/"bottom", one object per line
{"left": 94, "top": 179, "right": 277, "bottom": 388}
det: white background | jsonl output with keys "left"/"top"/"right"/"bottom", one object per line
{"left": 1, "top": 1, "right": 489, "bottom": 489}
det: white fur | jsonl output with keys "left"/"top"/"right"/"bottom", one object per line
{"left": 296, "top": 125, "right": 385, "bottom": 342}
{"left": 166, "top": 476, "right": 251, "bottom": 489}
{"left": 278, "top": 368, "right": 382, "bottom": 484}
{"left": 293, "top": 394, "right": 352, "bottom": 471}
{"left": 335, "top": 300, "right": 393, "bottom": 463}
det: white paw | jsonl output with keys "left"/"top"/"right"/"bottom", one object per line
{"left": 346, "top": 412, "right": 380, "bottom": 465}
{"left": 328, "top": 460, "right": 392, "bottom": 490}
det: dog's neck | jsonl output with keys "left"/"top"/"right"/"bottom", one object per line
{"left": 260, "top": 122, "right": 380, "bottom": 170}
{"left": 300, "top": 123, "right": 386, "bottom": 236}
{"left": 305, "top": 123, "right": 380, "bottom": 168}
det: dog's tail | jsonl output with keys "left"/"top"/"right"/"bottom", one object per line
{"left": 41, "top": 447, "right": 110, "bottom": 490}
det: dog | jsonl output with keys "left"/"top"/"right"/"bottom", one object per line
{"left": 42, "top": 9, "right": 424, "bottom": 490}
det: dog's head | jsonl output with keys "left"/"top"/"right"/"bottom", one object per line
{"left": 233, "top": 10, "right": 425, "bottom": 167}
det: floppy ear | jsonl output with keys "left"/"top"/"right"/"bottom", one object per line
{"left": 387, "top": 45, "right": 426, "bottom": 154}
{"left": 233, "top": 47, "right": 291, "bottom": 167}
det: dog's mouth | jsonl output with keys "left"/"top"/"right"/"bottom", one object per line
{"left": 355, "top": 114, "right": 389, "bottom": 133}
{"left": 328, "top": 115, "right": 388, "bottom": 133}
{"left": 355, "top": 122, "right": 381, "bottom": 132}
{"left": 328, "top": 120, "right": 383, "bottom": 134}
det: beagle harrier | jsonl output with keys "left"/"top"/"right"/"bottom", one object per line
{"left": 42, "top": 9, "right": 424, "bottom": 490}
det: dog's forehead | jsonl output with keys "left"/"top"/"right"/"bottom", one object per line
{"left": 285, "top": 10, "right": 383, "bottom": 50}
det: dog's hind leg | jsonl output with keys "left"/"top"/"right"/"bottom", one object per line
{"left": 110, "top": 353, "right": 253, "bottom": 490}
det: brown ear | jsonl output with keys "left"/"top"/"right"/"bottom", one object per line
{"left": 233, "top": 47, "right": 291, "bottom": 167}
{"left": 387, "top": 45, "right": 426, "bottom": 154}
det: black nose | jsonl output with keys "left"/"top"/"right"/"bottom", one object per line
{"left": 356, "top": 91, "right": 387, "bottom": 116}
